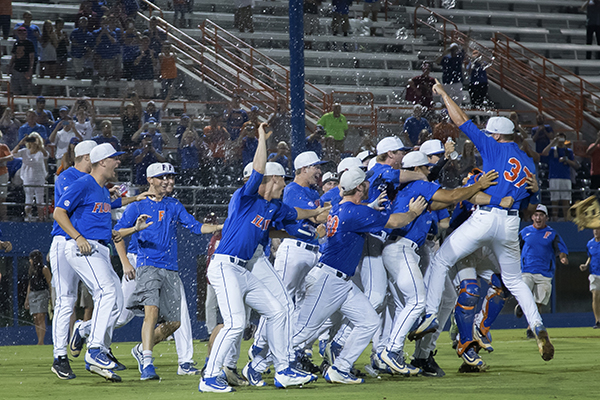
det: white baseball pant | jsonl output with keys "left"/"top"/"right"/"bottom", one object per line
{"left": 274, "top": 239, "right": 319, "bottom": 304}
{"left": 65, "top": 239, "right": 123, "bottom": 352}
{"left": 205, "top": 283, "right": 219, "bottom": 336}
{"left": 115, "top": 253, "right": 138, "bottom": 328}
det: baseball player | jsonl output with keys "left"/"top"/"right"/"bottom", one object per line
{"left": 580, "top": 228, "right": 600, "bottom": 328}
{"left": 53, "top": 143, "right": 132, "bottom": 382}
{"left": 200, "top": 123, "right": 328, "bottom": 393}
{"left": 416, "top": 80, "right": 554, "bottom": 365}
{"left": 517, "top": 204, "right": 568, "bottom": 338}
{"left": 291, "top": 167, "right": 427, "bottom": 384}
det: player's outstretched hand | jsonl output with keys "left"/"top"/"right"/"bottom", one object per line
{"left": 369, "top": 192, "right": 388, "bottom": 211}
{"left": 580, "top": 263, "right": 588, "bottom": 271}
{"left": 258, "top": 122, "right": 273, "bottom": 140}
{"left": 525, "top": 175, "right": 539, "bottom": 192}
{"left": 0, "top": 240, "right": 12, "bottom": 252}
{"left": 75, "top": 235, "right": 93, "bottom": 256}
{"left": 123, "top": 261, "right": 136, "bottom": 281}
{"left": 135, "top": 214, "right": 154, "bottom": 232}
{"left": 432, "top": 79, "right": 445, "bottom": 96}
{"left": 499, "top": 196, "right": 514, "bottom": 209}
{"left": 409, "top": 195, "right": 427, "bottom": 216}
{"left": 477, "top": 170, "right": 499, "bottom": 189}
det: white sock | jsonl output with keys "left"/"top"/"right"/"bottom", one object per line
{"left": 142, "top": 350, "right": 153, "bottom": 368}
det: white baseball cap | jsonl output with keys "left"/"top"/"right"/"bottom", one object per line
{"left": 243, "top": 162, "right": 254, "bottom": 179}
{"left": 294, "top": 151, "right": 326, "bottom": 170}
{"left": 162, "top": 162, "right": 177, "bottom": 175}
{"left": 484, "top": 117, "right": 514, "bottom": 135}
{"left": 377, "top": 136, "right": 406, "bottom": 155}
{"left": 367, "top": 157, "right": 377, "bottom": 171}
{"left": 420, "top": 139, "right": 444, "bottom": 156}
{"left": 340, "top": 167, "right": 366, "bottom": 191}
{"left": 535, "top": 204, "right": 548, "bottom": 215}
{"left": 402, "top": 151, "right": 433, "bottom": 168}
{"left": 89, "top": 143, "right": 124, "bottom": 164}
{"left": 147, "top": 162, "right": 174, "bottom": 178}
{"left": 337, "top": 157, "right": 363, "bottom": 174}
{"left": 357, "top": 150, "right": 375, "bottom": 162}
{"left": 322, "top": 171, "right": 339, "bottom": 184}
{"left": 266, "top": 162, "right": 286, "bottom": 177}
{"left": 74, "top": 140, "right": 97, "bottom": 157}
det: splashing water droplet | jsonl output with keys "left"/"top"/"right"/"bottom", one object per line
{"left": 442, "top": 0, "right": 456, "bottom": 9}
{"left": 427, "top": 15, "right": 438, "bottom": 25}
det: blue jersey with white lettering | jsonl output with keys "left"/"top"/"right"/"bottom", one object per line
{"left": 460, "top": 120, "right": 537, "bottom": 210}
{"left": 115, "top": 196, "right": 204, "bottom": 271}
{"left": 320, "top": 187, "right": 342, "bottom": 207}
{"left": 366, "top": 162, "right": 400, "bottom": 206}
{"left": 51, "top": 167, "right": 87, "bottom": 237}
{"left": 587, "top": 238, "right": 600, "bottom": 276}
{"left": 388, "top": 180, "right": 439, "bottom": 246}
{"left": 57, "top": 174, "right": 114, "bottom": 243}
{"left": 282, "top": 181, "right": 320, "bottom": 245}
{"left": 519, "top": 225, "right": 568, "bottom": 278}
{"left": 320, "top": 201, "right": 389, "bottom": 276}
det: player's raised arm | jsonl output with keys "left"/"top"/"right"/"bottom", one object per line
{"left": 433, "top": 79, "right": 468, "bottom": 127}
{"left": 253, "top": 122, "right": 271, "bottom": 174}
{"left": 385, "top": 196, "right": 427, "bottom": 229}
{"left": 201, "top": 224, "right": 223, "bottom": 234}
{"left": 294, "top": 204, "right": 332, "bottom": 221}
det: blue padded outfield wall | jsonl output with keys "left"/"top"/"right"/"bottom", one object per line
{"left": 0, "top": 221, "right": 596, "bottom": 346}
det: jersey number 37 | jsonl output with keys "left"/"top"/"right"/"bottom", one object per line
{"left": 503, "top": 157, "right": 533, "bottom": 188}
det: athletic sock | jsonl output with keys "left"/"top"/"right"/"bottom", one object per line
{"left": 142, "top": 350, "right": 153, "bottom": 368}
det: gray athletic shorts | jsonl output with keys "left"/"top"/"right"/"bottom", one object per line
{"left": 127, "top": 265, "right": 181, "bottom": 323}
{"left": 29, "top": 289, "right": 49, "bottom": 315}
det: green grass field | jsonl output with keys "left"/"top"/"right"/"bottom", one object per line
{"left": 1, "top": 327, "right": 599, "bottom": 399}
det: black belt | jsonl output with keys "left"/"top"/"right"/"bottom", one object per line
{"left": 318, "top": 263, "right": 351, "bottom": 281}
{"left": 296, "top": 241, "right": 319, "bottom": 253}
{"left": 211, "top": 255, "right": 248, "bottom": 268}
{"left": 387, "top": 236, "right": 418, "bottom": 249}
{"left": 480, "top": 206, "right": 519, "bottom": 216}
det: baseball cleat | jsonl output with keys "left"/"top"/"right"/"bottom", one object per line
{"left": 242, "top": 362, "right": 267, "bottom": 387}
{"left": 51, "top": 355, "right": 76, "bottom": 380}
{"left": 107, "top": 348, "right": 127, "bottom": 371}
{"left": 131, "top": 343, "right": 143, "bottom": 373}
{"left": 379, "top": 349, "right": 421, "bottom": 376}
{"left": 370, "top": 352, "right": 393, "bottom": 375}
{"left": 324, "top": 341, "right": 342, "bottom": 365}
{"left": 324, "top": 366, "right": 364, "bottom": 384}
{"left": 69, "top": 320, "right": 85, "bottom": 357}
{"left": 294, "top": 349, "right": 320, "bottom": 374}
{"left": 458, "top": 361, "right": 489, "bottom": 373}
{"left": 473, "top": 326, "right": 494, "bottom": 353}
{"left": 223, "top": 366, "right": 249, "bottom": 386}
{"left": 85, "top": 348, "right": 117, "bottom": 370}
{"left": 411, "top": 351, "right": 445, "bottom": 377}
{"left": 248, "top": 344, "right": 262, "bottom": 360}
{"left": 514, "top": 304, "right": 524, "bottom": 319}
{"left": 140, "top": 364, "right": 160, "bottom": 380}
{"left": 461, "top": 347, "right": 485, "bottom": 367}
{"left": 274, "top": 367, "right": 317, "bottom": 388}
{"left": 199, "top": 372, "right": 234, "bottom": 393}
{"left": 594, "top": 321, "right": 600, "bottom": 329}
{"left": 178, "top": 362, "right": 201, "bottom": 376}
{"left": 533, "top": 324, "right": 554, "bottom": 361}
{"left": 526, "top": 328, "right": 535, "bottom": 339}
{"left": 408, "top": 313, "right": 439, "bottom": 341}
{"left": 86, "top": 363, "right": 122, "bottom": 382}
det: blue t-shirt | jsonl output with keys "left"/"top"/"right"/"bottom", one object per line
{"left": 216, "top": 170, "right": 298, "bottom": 260}
{"left": 320, "top": 187, "right": 342, "bottom": 207}
{"left": 133, "top": 148, "right": 163, "bottom": 185}
{"left": 57, "top": 174, "right": 113, "bottom": 243}
{"left": 93, "top": 28, "right": 119, "bottom": 59}
{"left": 268, "top": 153, "right": 289, "bottom": 171}
{"left": 441, "top": 52, "right": 464, "bottom": 84}
{"left": 388, "top": 180, "right": 440, "bottom": 246}
{"left": 547, "top": 147, "right": 574, "bottom": 180}
{"left": 319, "top": 202, "right": 389, "bottom": 276}
{"left": 332, "top": 0, "right": 350, "bottom": 14}
{"left": 532, "top": 124, "right": 553, "bottom": 155}
{"left": 51, "top": 167, "right": 87, "bottom": 237}
{"left": 179, "top": 144, "right": 199, "bottom": 170}
{"left": 519, "top": 224, "right": 568, "bottom": 278}
{"left": 587, "top": 238, "right": 600, "bottom": 276}
{"left": 459, "top": 120, "right": 537, "bottom": 210}
{"left": 70, "top": 29, "right": 93, "bottom": 58}
{"left": 404, "top": 116, "right": 431, "bottom": 146}
{"left": 224, "top": 109, "right": 248, "bottom": 141}
{"left": 282, "top": 181, "right": 321, "bottom": 245}
{"left": 115, "top": 196, "right": 204, "bottom": 271}
{"left": 18, "top": 123, "right": 48, "bottom": 142}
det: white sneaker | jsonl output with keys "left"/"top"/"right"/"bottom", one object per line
{"left": 274, "top": 367, "right": 317, "bottom": 388}
{"left": 324, "top": 366, "right": 364, "bottom": 384}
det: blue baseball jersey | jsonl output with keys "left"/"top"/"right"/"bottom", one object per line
{"left": 257, "top": 198, "right": 299, "bottom": 248}
{"left": 57, "top": 174, "right": 114, "bottom": 243}
{"left": 366, "top": 162, "right": 400, "bottom": 206}
{"left": 519, "top": 225, "right": 568, "bottom": 278}
{"left": 320, "top": 201, "right": 389, "bottom": 276}
{"left": 216, "top": 170, "right": 298, "bottom": 260}
{"left": 115, "top": 196, "right": 204, "bottom": 271}
{"left": 388, "top": 180, "right": 440, "bottom": 247}
{"left": 282, "top": 182, "right": 320, "bottom": 245}
{"left": 587, "top": 238, "right": 600, "bottom": 276}
{"left": 51, "top": 167, "right": 87, "bottom": 237}
{"left": 430, "top": 207, "right": 450, "bottom": 236}
{"left": 320, "top": 186, "right": 342, "bottom": 207}
{"left": 127, "top": 231, "right": 139, "bottom": 254}
{"left": 460, "top": 120, "right": 537, "bottom": 210}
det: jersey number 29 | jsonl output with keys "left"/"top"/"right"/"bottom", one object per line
{"left": 503, "top": 157, "right": 533, "bottom": 188}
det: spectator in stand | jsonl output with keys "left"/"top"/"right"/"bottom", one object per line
{"left": 73, "top": 107, "right": 95, "bottom": 141}
{"left": 331, "top": 0, "right": 350, "bottom": 36}
{"left": 432, "top": 109, "right": 460, "bottom": 143}
{"left": 70, "top": 17, "right": 94, "bottom": 79}
{"left": 51, "top": 106, "right": 69, "bottom": 133}
{"left": 357, "top": 128, "right": 376, "bottom": 155}
{"left": 363, "top": 0, "right": 380, "bottom": 36}
{"left": 458, "top": 140, "right": 482, "bottom": 178}
{"left": 133, "top": 132, "right": 166, "bottom": 185}
{"left": 586, "top": 130, "right": 600, "bottom": 189}
{"left": 317, "top": 103, "right": 348, "bottom": 153}
{"left": 236, "top": 106, "right": 260, "bottom": 166}
{"left": 322, "top": 135, "right": 340, "bottom": 165}
{"left": 19, "top": 110, "right": 47, "bottom": 143}
{"left": 203, "top": 113, "right": 229, "bottom": 164}
{"left": 56, "top": 137, "right": 79, "bottom": 175}
{"left": 234, "top": 0, "right": 254, "bottom": 33}
{"left": 92, "top": 120, "right": 121, "bottom": 151}
{"left": 122, "top": 0, "right": 140, "bottom": 21}
{"left": 403, "top": 104, "right": 431, "bottom": 146}
{"left": 541, "top": 133, "right": 580, "bottom": 220}
{"left": 93, "top": 16, "right": 119, "bottom": 81}
{"left": 91, "top": 0, "right": 108, "bottom": 19}
{"left": 437, "top": 42, "right": 465, "bottom": 105}
{"left": 306, "top": 124, "right": 325, "bottom": 158}
{"left": 24, "top": 250, "right": 52, "bottom": 345}
{"left": 267, "top": 97, "right": 291, "bottom": 151}
{"left": 49, "top": 116, "right": 83, "bottom": 164}
{"left": 70, "top": 97, "right": 96, "bottom": 120}
{"left": 406, "top": 61, "right": 436, "bottom": 114}
{"left": 417, "top": 128, "right": 433, "bottom": 146}
{"left": 159, "top": 42, "right": 177, "bottom": 99}
{"left": 223, "top": 95, "right": 248, "bottom": 140}
{"left": 466, "top": 49, "right": 489, "bottom": 108}
{"left": 14, "top": 11, "right": 40, "bottom": 70}
{"left": 8, "top": 26, "right": 35, "bottom": 95}
{"left": 304, "top": 0, "right": 321, "bottom": 49}
{"left": 132, "top": 118, "right": 168, "bottom": 152}
{"left": 174, "top": 114, "right": 192, "bottom": 143}
{"left": 55, "top": 18, "right": 69, "bottom": 80}
{"left": 0, "top": 107, "right": 20, "bottom": 149}
{"left": 144, "top": 16, "right": 167, "bottom": 57}
{"left": 532, "top": 113, "right": 554, "bottom": 164}
{"left": 173, "top": 0, "right": 190, "bottom": 28}
{"left": 35, "top": 97, "right": 55, "bottom": 133}
{"left": 0, "top": 0, "right": 11, "bottom": 40}
{"left": 268, "top": 141, "right": 292, "bottom": 172}
{"left": 12, "top": 132, "right": 48, "bottom": 221}
{"left": 580, "top": 228, "right": 600, "bottom": 328}
{"left": 121, "top": 18, "right": 140, "bottom": 81}
{"left": 143, "top": 98, "right": 169, "bottom": 125}
{"left": 76, "top": 0, "right": 100, "bottom": 31}
{"left": 178, "top": 127, "right": 202, "bottom": 185}
{"left": 582, "top": 0, "right": 600, "bottom": 60}
{"left": 134, "top": 36, "right": 157, "bottom": 98}
{"left": 0, "top": 130, "right": 13, "bottom": 220}
{"left": 39, "top": 20, "right": 58, "bottom": 88}
{"left": 120, "top": 94, "right": 142, "bottom": 148}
